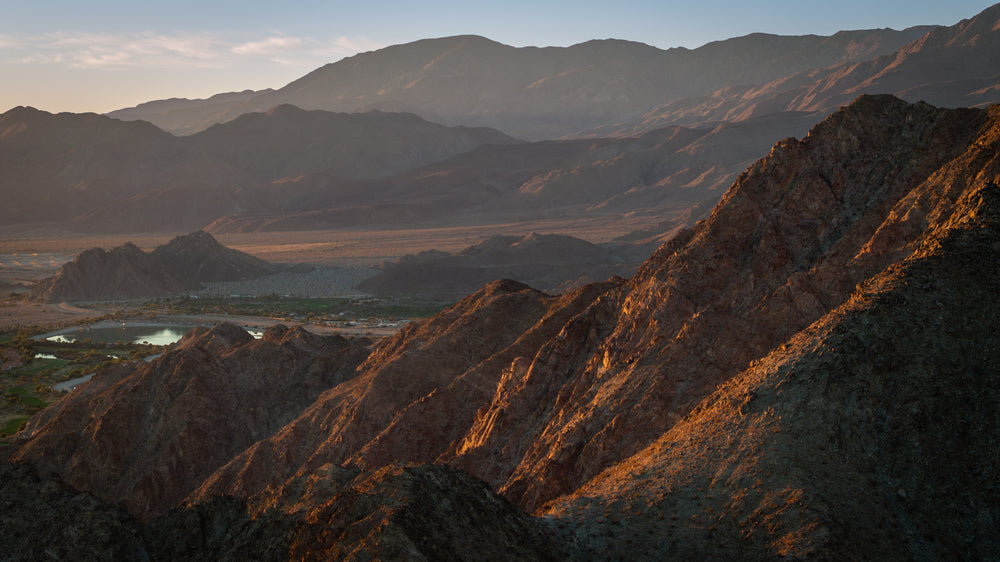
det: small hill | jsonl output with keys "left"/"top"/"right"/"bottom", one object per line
{"left": 32, "top": 231, "right": 277, "bottom": 302}
{"left": 30, "top": 242, "right": 193, "bottom": 302}
{"left": 357, "top": 232, "right": 643, "bottom": 297}
{"left": 150, "top": 229, "right": 275, "bottom": 283}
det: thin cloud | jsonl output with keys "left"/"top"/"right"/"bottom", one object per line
{"left": 0, "top": 31, "right": 380, "bottom": 70}
{"left": 232, "top": 36, "right": 304, "bottom": 55}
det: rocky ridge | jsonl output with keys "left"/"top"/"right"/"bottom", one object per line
{"left": 8, "top": 95, "right": 1000, "bottom": 558}
{"left": 188, "top": 96, "right": 994, "bottom": 515}
{"left": 631, "top": 3, "right": 1000, "bottom": 132}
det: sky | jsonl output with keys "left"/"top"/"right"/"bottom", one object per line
{"left": 1, "top": 0, "right": 996, "bottom": 114}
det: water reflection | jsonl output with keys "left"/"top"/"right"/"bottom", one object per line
{"left": 42, "top": 324, "right": 263, "bottom": 346}
{"left": 45, "top": 325, "right": 192, "bottom": 346}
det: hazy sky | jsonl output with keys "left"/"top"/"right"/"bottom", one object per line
{"left": 2, "top": 1, "right": 996, "bottom": 114}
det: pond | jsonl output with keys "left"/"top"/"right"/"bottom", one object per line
{"left": 43, "top": 325, "right": 194, "bottom": 346}
{"left": 40, "top": 324, "right": 265, "bottom": 346}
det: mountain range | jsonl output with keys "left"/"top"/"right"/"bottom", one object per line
{"left": 0, "top": 106, "right": 516, "bottom": 232}
{"left": 3, "top": 5, "right": 999, "bottom": 238}
{"left": 6, "top": 94, "right": 1000, "bottom": 559}
{"left": 107, "top": 28, "right": 934, "bottom": 139}
{"left": 0, "top": 6, "right": 997, "bottom": 238}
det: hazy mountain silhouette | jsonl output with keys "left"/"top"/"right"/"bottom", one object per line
{"left": 204, "top": 111, "right": 821, "bottom": 234}
{"left": 108, "top": 28, "right": 933, "bottom": 139}
{"left": 356, "top": 232, "right": 647, "bottom": 298}
{"left": 633, "top": 3, "right": 1000, "bottom": 129}
{"left": 0, "top": 106, "right": 518, "bottom": 232}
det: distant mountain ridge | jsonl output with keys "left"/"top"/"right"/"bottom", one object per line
{"left": 108, "top": 27, "right": 934, "bottom": 139}
{"left": 0, "top": 101, "right": 817, "bottom": 234}
{"left": 627, "top": 3, "right": 1000, "bottom": 131}
{"left": 0, "top": 106, "right": 518, "bottom": 232}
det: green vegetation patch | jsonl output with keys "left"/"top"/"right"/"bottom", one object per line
{"left": 0, "top": 417, "right": 28, "bottom": 437}
{"left": 1, "top": 330, "right": 162, "bottom": 436}
{"left": 164, "top": 295, "right": 451, "bottom": 322}
{"left": 7, "top": 386, "right": 47, "bottom": 408}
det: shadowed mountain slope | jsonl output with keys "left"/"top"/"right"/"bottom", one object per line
{"left": 0, "top": 106, "right": 518, "bottom": 232}
{"left": 0, "top": 460, "right": 563, "bottom": 561}
{"left": 632, "top": 3, "right": 1000, "bottom": 131}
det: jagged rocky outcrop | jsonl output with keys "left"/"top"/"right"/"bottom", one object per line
{"left": 10, "top": 95, "right": 1000, "bottom": 558}
{"left": 357, "top": 232, "right": 645, "bottom": 297}
{"left": 11, "top": 323, "right": 371, "bottom": 521}
{"left": 31, "top": 230, "right": 277, "bottom": 302}
{"left": 547, "top": 179, "right": 1000, "bottom": 559}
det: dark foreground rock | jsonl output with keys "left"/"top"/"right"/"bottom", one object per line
{"left": 0, "top": 461, "right": 563, "bottom": 561}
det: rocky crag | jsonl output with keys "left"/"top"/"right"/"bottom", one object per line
{"left": 31, "top": 230, "right": 277, "bottom": 302}
{"left": 7, "top": 95, "right": 1000, "bottom": 558}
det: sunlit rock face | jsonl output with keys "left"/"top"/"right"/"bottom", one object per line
{"left": 192, "top": 95, "right": 998, "bottom": 519}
